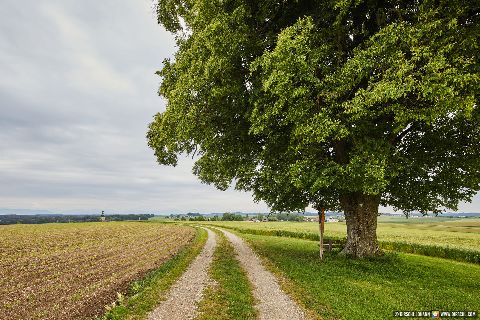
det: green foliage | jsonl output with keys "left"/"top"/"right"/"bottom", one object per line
{"left": 273, "top": 213, "right": 304, "bottom": 222}
{"left": 241, "top": 233, "right": 480, "bottom": 319}
{"left": 222, "top": 213, "right": 244, "bottom": 221}
{"left": 266, "top": 215, "right": 277, "bottom": 222}
{"left": 149, "top": 0, "right": 480, "bottom": 214}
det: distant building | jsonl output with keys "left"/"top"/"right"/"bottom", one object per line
{"left": 100, "top": 210, "right": 105, "bottom": 222}
{"left": 304, "top": 216, "right": 340, "bottom": 222}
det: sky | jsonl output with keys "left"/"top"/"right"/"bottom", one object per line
{"left": 0, "top": 1, "right": 478, "bottom": 215}
{"left": 0, "top": 0, "right": 271, "bottom": 214}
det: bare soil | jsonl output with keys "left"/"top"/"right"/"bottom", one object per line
{"left": 0, "top": 222, "right": 194, "bottom": 320}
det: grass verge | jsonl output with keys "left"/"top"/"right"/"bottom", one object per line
{"left": 99, "top": 226, "right": 207, "bottom": 320}
{"left": 239, "top": 233, "right": 480, "bottom": 320}
{"left": 196, "top": 229, "right": 257, "bottom": 320}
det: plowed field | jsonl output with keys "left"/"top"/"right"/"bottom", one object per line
{"left": 0, "top": 222, "right": 194, "bottom": 320}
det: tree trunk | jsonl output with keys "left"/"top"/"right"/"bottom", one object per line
{"left": 340, "top": 193, "right": 382, "bottom": 258}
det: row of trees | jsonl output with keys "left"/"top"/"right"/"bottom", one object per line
{"left": 172, "top": 213, "right": 305, "bottom": 221}
{"left": 263, "top": 213, "right": 304, "bottom": 222}
{"left": 149, "top": 0, "right": 480, "bottom": 257}
{"left": 0, "top": 214, "right": 154, "bottom": 225}
{"left": 186, "top": 213, "right": 245, "bottom": 221}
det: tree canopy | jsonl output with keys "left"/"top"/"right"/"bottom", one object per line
{"left": 148, "top": 0, "right": 480, "bottom": 256}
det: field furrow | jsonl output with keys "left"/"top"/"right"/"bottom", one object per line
{"left": 0, "top": 222, "right": 194, "bottom": 320}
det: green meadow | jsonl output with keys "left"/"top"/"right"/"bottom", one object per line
{"left": 199, "top": 217, "right": 480, "bottom": 253}
{"left": 240, "top": 233, "right": 480, "bottom": 320}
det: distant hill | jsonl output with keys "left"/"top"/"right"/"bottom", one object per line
{"left": 0, "top": 213, "right": 154, "bottom": 225}
{"left": 442, "top": 212, "right": 480, "bottom": 217}
{"left": 0, "top": 208, "right": 54, "bottom": 215}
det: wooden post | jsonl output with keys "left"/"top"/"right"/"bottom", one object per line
{"left": 319, "top": 207, "right": 325, "bottom": 259}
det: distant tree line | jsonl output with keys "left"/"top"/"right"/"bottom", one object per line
{"left": 221, "top": 213, "right": 245, "bottom": 221}
{"left": 264, "top": 213, "right": 304, "bottom": 222}
{"left": 103, "top": 214, "right": 154, "bottom": 221}
{"left": 0, "top": 214, "right": 154, "bottom": 225}
{"left": 170, "top": 212, "right": 306, "bottom": 222}
{"left": 177, "top": 214, "right": 244, "bottom": 221}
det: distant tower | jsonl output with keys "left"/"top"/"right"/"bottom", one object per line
{"left": 100, "top": 210, "right": 105, "bottom": 222}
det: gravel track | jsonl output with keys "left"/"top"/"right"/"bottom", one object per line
{"left": 219, "top": 228, "right": 307, "bottom": 320}
{"left": 148, "top": 228, "right": 217, "bottom": 320}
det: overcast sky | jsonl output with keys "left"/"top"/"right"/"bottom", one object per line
{"left": 0, "top": 0, "right": 272, "bottom": 214}
{"left": 1, "top": 1, "right": 478, "bottom": 214}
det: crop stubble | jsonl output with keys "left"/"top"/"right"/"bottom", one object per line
{"left": 0, "top": 222, "right": 194, "bottom": 320}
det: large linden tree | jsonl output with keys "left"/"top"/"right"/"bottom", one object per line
{"left": 148, "top": 0, "right": 480, "bottom": 257}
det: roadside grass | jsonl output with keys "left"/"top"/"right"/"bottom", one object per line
{"left": 196, "top": 229, "right": 257, "bottom": 320}
{"left": 100, "top": 227, "right": 207, "bottom": 320}
{"left": 239, "top": 233, "right": 480, "bottom": 320}
{"left": 198, "top": 220, "right": 480, "bottom": 264}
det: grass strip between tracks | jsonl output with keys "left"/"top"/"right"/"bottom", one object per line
{"left": 195, "top": 229, "right": 257, "bottom": 320}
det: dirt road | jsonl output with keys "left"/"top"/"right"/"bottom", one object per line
{"left": 148, "top": 228, "right": 217, "bottom": 320}
{"left": 219, "top": 228, "right": 307, "bottom": 320}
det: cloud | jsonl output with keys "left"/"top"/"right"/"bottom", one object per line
{"left": 0, "top": 0, "right": 270, "bottom": 214}
{"left": 41, "top": 3, "right": 135, "bottom": 94}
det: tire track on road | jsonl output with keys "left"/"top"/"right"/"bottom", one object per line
{"left": 148, "top": 228, "right": 217, "bottom": 320}
{"left": 219, "top": 228, "right": 307, "bottom": 320}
